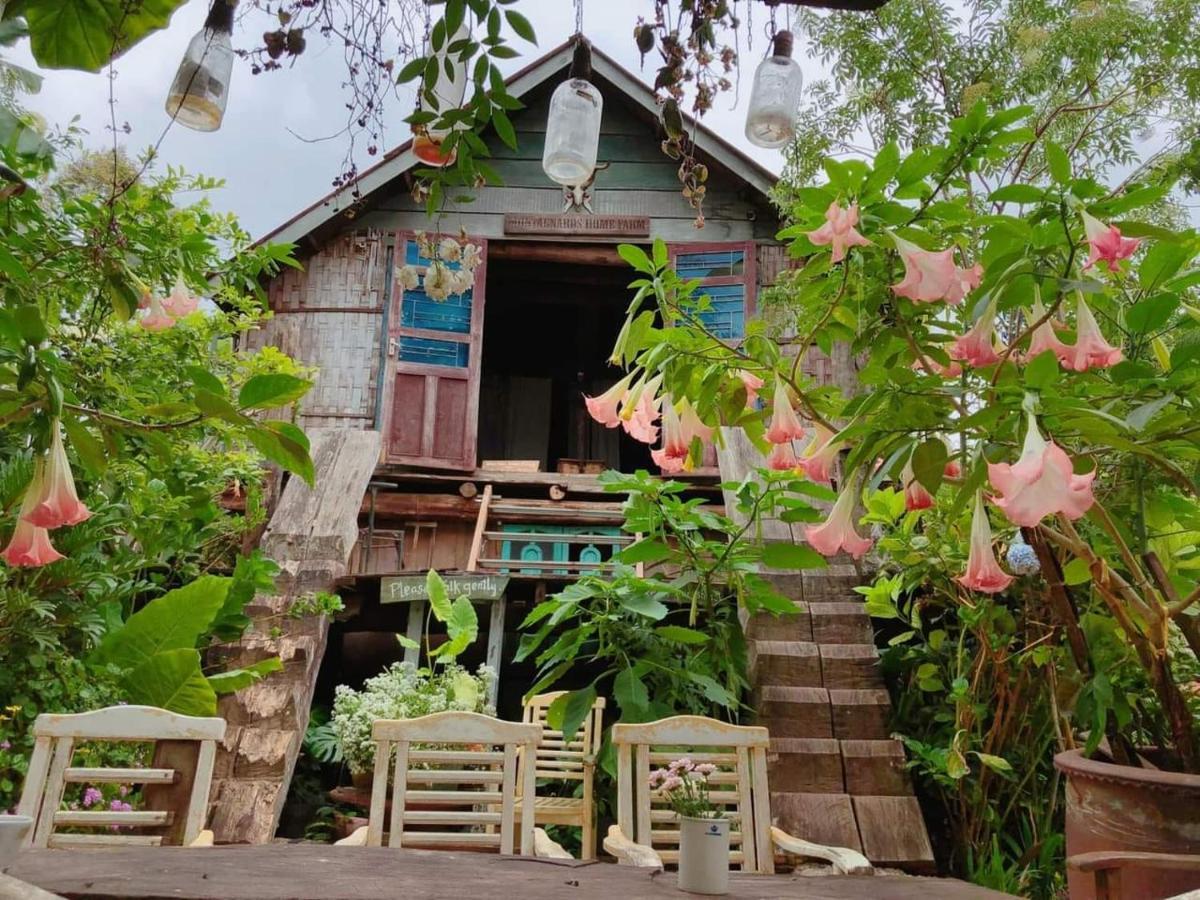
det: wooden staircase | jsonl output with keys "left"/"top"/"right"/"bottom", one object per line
{"left": 717, "top": 429, "right": 935, "bottom": 871}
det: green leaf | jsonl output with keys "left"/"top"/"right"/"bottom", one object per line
{"left": 614, "top": 592, "right": 669, "bottom": 620}
{"left": 1140, "top": 242, "right": 1191, "bottom": 290}
{"left": 617, "top": 538, "right": 671, "bottom": 565}
{"left": 973, "top": 752, "right": 1015, "bottom": 775}
{"left": 546, "top": 686, "right": 596, "bottom": 741}
{"left": 194, "top": 389, "right": 245, "bottom": 425}
{"left": 613, "top": 666, "right": 649, "bottom": 716}
{"left": 988, "top": 184, "right": 1045, "bottom": 204}
{"left": 246, "top": 422, "right": 314, "bottom": 485}
{"left": 426, "top": 569, "right": 452, "bottom": 621}
{"left": 24, "top": 0, "right": 187, "bottom": 72}
{"left": 238, "top": 374, "right": 312, "bottom": 410}
{"left": 654, "top": 625, "right": 709, "bottom": 644}
{"left": 491, "top": 107, "right": 518, "bottom": 150}
{"left": 1044, "top": 141, "right": 1071, "bottom": 184}
{"left": 61, "top": 415, "right": 107, "bottom": 476}
{"left": 207, "top": 657, "right": 284, "bottom": 694}
{"left": 396, "top": 633, "right": 419, "bottom": 650}
{"left": 431, "top": 596, "right": 479, "bottom": 660}
{"left": 945, "top": 749, "right": 970, "bottom": 779}
{"left": 0, "top": 244, "right": 30, "bottom": 284}
{"left": 12, "top": 304, "right": 46, "bottom": 345}
{"left": 618, "top": 243, "right": 654, "bottom": 274}
{"left": 1126, "top": 294, "right": 1178, "bottom": 333}
{"left": 761, "top": 542, "right": 827, "bottom": 570}
{"left": 1024, "top": 350, "right": 1060, "bottom": 390}
{"left": 92, "top": 576, "right": 231, "bottom": 671}
{"left": 1062, "top": 558, "right": 1091, "bottom": 585}
{"left": 504, "top": 9, "right": 535, "bottom": 42}
{"left": 911, "top": 439, "right": 948, "bottom": 494}
{"left": 684, "top": 672, "right": 735, "bottom": 708}
{"left": 122, "top": 649, "right": 216, "bottom": 716}
{"left": 396, "top": 56, "right": 427, "bottom": 84}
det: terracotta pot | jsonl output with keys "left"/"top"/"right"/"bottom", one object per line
{"left": 677, "top": 816, "right": 730, "bottom": 895}
{"left": 1055, "top": 749, "right": 1200, "bottom": 899}
{"left": 350, "top": 770, "right": 373, "bottom": 791}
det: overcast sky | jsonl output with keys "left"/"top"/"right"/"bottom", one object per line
{"left": 14, "top": 1, "right": 827, "bottom": 241}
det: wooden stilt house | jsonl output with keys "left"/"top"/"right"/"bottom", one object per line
{"left": 214, "top": 38, "right": 933, "bottom": 870}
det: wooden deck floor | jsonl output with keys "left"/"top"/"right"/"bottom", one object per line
{"left": 4, "top": 845, "right": 1016, "bottom": 900}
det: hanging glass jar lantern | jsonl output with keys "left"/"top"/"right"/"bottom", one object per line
{"left": 412, "top": 15, "right": 470, "bottom": 168}
{"left": 542, "top": 37, "right": 603, "bottom": 187}
{"left": 164, "top": 0, "right": 236, "bottom": 132}
{"left": 744, "top": 30, "right": 803, "bottom": 149}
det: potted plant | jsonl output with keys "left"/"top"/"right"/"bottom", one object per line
{"left": 652, "top": 758, "right": 729, "bottom": 895}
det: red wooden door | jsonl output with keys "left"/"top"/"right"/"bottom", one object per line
{"left": 384, "top": 234, "right": 487, "bottom": 470}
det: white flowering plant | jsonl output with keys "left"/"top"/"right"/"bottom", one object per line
{"left": 330, "top": 661, "right": 495, "bottom": 774}
{"left": 650, "top": 757, "right": 724, "bottom": 820}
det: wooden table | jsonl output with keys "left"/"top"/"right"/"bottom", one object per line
{"left": 4, "top": 845, "right": 1015, "bottom": 900}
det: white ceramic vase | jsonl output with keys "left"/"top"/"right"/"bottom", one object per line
{"left": 0, "top": 815, "right": 32, "bottom": 867}
{"left": 677, "top": 815, "right": 730, "bottom": 895}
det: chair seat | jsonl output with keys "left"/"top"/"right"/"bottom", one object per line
{"left": 513, "top": 795, "right": 586, "bottom": 826}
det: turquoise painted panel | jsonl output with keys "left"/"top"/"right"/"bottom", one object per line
{"left": 400, "top": 287, "right": 471, "bottom": 334}
{"left": 676, "top": 249, "right": 746, "bottom": 279}
{"left": 695, "top": 284, "right": 746, "bottom": 340}
{"left": 397, "top": 337, "right": 469, "bottom": 368}
{"left": 499, "top": 524, "right": 622, "bottom": 576}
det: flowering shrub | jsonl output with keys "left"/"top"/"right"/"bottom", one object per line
{"left": 330, "top": 662, "right": 495, "bottom": 774}
{"left": 650, "top": 758, "right": 722, "bottom": 820}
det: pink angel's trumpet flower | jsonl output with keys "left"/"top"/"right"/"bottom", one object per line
{"left": 2, "top": 467, "right": 65, "bottom": 568}
{"left": 987, "top": 414, "right": 1096, "bottom": 527}
{"left": 950, "top": 301, "right": 1005, "bottom": 368}
{"left": 735, "top": 370, "right": 764, "bottom": 405}
{"left": 912, "top": 356, "right": 963, "bottom": 378}
{"left": 796, "top": 423, "right": 844, "bottom": 485}
{"left": 651, "top": 447, "right": 686, "bottom": 474}
{"left": 659, "top": 398, "right": 688, "bottom": 460}
{"left": 678, "top": 397, "right": 714, "bottom": 447}
{"left": 1023, "top": 299, "right": 1070, "bottom": 365}
{"left": 804, "top": 483, "right": 873, "bottom": 559}
{"left": 584, "top": 374, "right": 633, "bottom": 428}
{"left": 943, "top": 442, "right": 963, "bottom": 480}
{"left": 1081, "top": 211, "right": 1140, "bottom": 273}
{"left": 1061, "top": 295, "right": 1124, "bottom": 372}
{"left": 161, "top": 274, "right": 199, "bottom": 318}
{"left": 901, "top": 460, "right": 934, "bottom": 511}
{"left": 807, "top": 202, "right": 872, "bottom": 263}
{"left": 139, "top": 291, "right": 175, "bottom": 332}
{"left": 26, "top": 424, "right": 90, "bottom": 529}
{"left": 765, "top": 378, "right": 806, "bottom": 445}
{"left": 620, "top": 375, "right": 663, "bottom": 445}
{"left": 956, "top": 493, "right": 1015, "bottom": 594}
{"left": 891, "top": 235, "right": 982, "bottom": 305}
{"left": 767, "top": 441, "right": 798, "bottom": 472}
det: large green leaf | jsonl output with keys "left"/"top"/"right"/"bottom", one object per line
{"left": 122, "top": 649, "right": 217, "bottom": 716}
{"left": 19, "top": 0, "right": 187, "bottom": 72}
{"left": 207, "top": 657, "right": 284, "bottom": 695}
{"left": 430, "top": 595, "right": 479, "bottom": 660}
{"left": 91, "top": 576, "right": 230, "bottom": 671}
{"left": 546, "top": 686, "right": 597, "bottom": 741}
{"left": 238, "top": 374, "right": 313, "bottom": 410}
{"left": 761, "top": 542, "right": 827, "bottom": 570}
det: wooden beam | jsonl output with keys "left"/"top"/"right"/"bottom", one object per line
{"left": 486, "top": 241, "right": 628, "bottom": 267}
{"left": 359, "top": 492, "right": 630, "bottom": 524}
{"left": 466, "top": 485, "right": 493, "bottom": 573}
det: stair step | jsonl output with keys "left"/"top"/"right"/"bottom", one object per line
{"left": 841, "top": 739, "right": 912, "bottom": 796}
{"left": 810, "top": 603, "right": 873, "bottom": 644}
{"left": 750, "top": 641, "right": 820, "bottom": 688}
{"left": 829, "top": 689, "right": 893, "bottom": 740}
{"left": 803, "top": 571, "right": 863, "bottom": 602}
{"left": 769, "top": 792, "right": 863, "bottom": 855}
{"left": 754, "top": 686, "right": 831, "bottom": 739}
{"left": 759, "top": 572, "right": 805, "bottom": 600}
{"left": 819, "top": 643, "right": 881, "bottom": 690}
{"left": 852, "top": 795, "right": 936, "bottom": 871}
{"left": 745, "top": 602, "right": 811, "bottom": 642}
{"left": 768, "top": 738, "right": 843, "bottom": 793}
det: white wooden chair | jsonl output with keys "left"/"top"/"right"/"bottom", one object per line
{"left": 602, "top": 715, "right": 873, "bottom": 875}
{"left": 16, "top": 705, "right": 226, "bottom": 849}
{"left": 516, "top": 692, "right": 605, "bottom": 859}
{"left": 335, "top": 711, "right": 570, "bottom": 858}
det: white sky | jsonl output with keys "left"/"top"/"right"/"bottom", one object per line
{"left": 15, "top": 0, "right": 827, "bottom": 241}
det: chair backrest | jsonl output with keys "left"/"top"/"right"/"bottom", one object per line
{"left": 16, "top": 705, "right": 226, "bottom": 849}
{"left": 611, "top": 715, "right": 773, "bottom": 873}
{"left": 520, "top": 692, "right": 606, "bottom": 784}
{"left": 366, "top": 711, "right": 541, "bottom": 855}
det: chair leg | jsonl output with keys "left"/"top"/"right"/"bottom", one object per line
{"left": 582, "top": 814, "right": 595, "bottom": 861}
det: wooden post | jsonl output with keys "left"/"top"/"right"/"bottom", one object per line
{"left": 485, "top": 594, "right": 507, "bottom": 708}
{"left": 466, "top": 485, "right": 493, "bottom": 573}
{"left": 403, "top": 599, "right": 426, "bottom": 667}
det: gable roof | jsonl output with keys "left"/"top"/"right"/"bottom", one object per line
{"left": 257, "top": 37, "right": 779, "bottom": 249}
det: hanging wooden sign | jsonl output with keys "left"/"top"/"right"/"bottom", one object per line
{"left": 503, "top": 213, "right": 650, "bottom": 237}
{"left": 380, "top": 573, "right": 509, "bottom": 604}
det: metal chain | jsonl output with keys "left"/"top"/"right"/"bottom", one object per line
{"left": 575, "top": 0, "right": 584, "bottom": 35}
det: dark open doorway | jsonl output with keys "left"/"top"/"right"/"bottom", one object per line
{"left": 478, "top": 242, "right": 654, "bottom": 473}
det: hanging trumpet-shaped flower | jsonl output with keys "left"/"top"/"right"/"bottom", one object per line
{"left": 438, "top": 237, "right": 463, "bottom": 263}
{"left": 891, "top": 235, "right": 982, "bottom": 305}
{"left": 901, "top": 460, "right": 934, "bottom": 511}
{"left": 461, "top": 243, "right": 483, "bottom": 271}
{"left": 804, "top": 483, "right": 872, "bottom": 559}
{"left": 678, "top": 397, "right": 714, "bottom": 447}
{"left": 397, "top": 264, "right": 421, "bottom": 292}
{"left": 26, "top": 425, "right": 90, "bottom": 529}
{"left": 449, "top": 267, "right": 475, "bottom": 296}
{"left": 1023, "top": 298, "right": 1070, "bottom": 364}
{"left": 139, "top": 291, "right": 175, "bottom": 332}
{"left": 659, "top": 398, "right": 688, "bottom": 460}
{"left": 807, "top": 202, "right": 872, "bottom": 263}
{"left": 651, "top": 447, "right": 686, "bottom": 474}
{"left": 1060, "top": 295, "right": 1123, "bottom": 371}
{"left": 950, "top": 301, "right": 1005, "bottom": 367}
{"left": 161, "top": 274, "right": 199, "bottom": 318}
{"left": 1081, "top": 211, "right": 1140, "bottom": 273}
{"left": 2, "top": 467, "right": 64, "bottom": 568}
{"left": 956, "top": 493, "right": 1015, "bottom": 594}
{"left": 766, "top": 378, "right": 806, "bottom": 444}
{"left": 767, "top": 441, "right": 798, "bottom": 471}
{"left": 795, "top": 423, "right": 844, "bottom": 485}
{"left": 424, "top": 262, "right": 455, "bottom": 301}
{"left": 987, "top": 413, "right": 1096, "bottom": 527}
{"left": 619, "top": 375, "right": 663, "bottom": 445}
{"left": 735, "top": 370, "right": 764, "bottom": 405}
{"left": 584, "top": 374, "right": 633, "bottom": 428}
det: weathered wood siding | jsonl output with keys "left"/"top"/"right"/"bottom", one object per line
{"left": 244, "top": 233, "right": 386, "bottom": 430}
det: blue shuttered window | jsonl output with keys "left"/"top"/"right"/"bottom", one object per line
{"left": 672, "top": 245, "right": 753, "bottom": 340}
{"left": 397, "top": 241, "right": 472, "bottom": 368}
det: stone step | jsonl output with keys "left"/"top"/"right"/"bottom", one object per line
{"left": 753, "top": 686, "right": 831, "bottom": 739}
{"left": 840, "top": 739, "right": 912, "bottom": 796}
{"left": 829, "top": 689, "right": 893, "bottom": 740}
{"left": 767, "top": 738, "right": 844, "bottom": 793}
{"left": 810, "top": 602, "right": 873, "bottom": 644}
{"left": 749, "top": 640, "right": 821, "bottom": 688}
{"left": 819, "top": 643, "right": 881, "bottom": 690}
{"left": 745, "top": 602, "right": 811, "bottom": 642}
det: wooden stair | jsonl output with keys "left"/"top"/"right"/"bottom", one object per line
{"left": 717, "top": 429, "right": 936, "bottom": 871}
